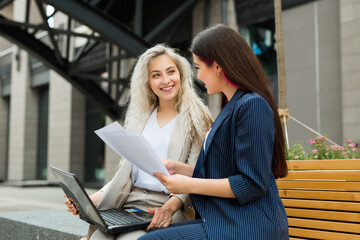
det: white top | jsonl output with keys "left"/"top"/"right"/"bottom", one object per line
{"left": 203, "top": 127, "right": 212, "bottom": 151}
{"left": 131, "top": 107, "right": 178, "bottom": 193}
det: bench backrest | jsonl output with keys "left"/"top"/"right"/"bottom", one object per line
{"left": 276, "top": 159, "right": 360, "bottom": 240}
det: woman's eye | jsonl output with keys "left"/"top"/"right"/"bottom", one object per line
{"left": 152, "top": 73, "right": 160, "bottom": 78}
{"left": 168, "top": 70, "right": 175, "bottom": 74}
{"left": 194, "top": 67, "right": 199, "bottom": 70}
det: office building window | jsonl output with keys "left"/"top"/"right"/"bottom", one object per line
{"left": 37, "top": 85, "right": 49, "bottom": 180}
{"left": 84, "top": 99, "right": 105, "bottom": 186}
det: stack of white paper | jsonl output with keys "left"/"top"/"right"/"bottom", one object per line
{"left": 94, "top": 121, "right": 170, "bottom": 177}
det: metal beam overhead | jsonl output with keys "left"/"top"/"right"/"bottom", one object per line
{"left": 35, "top": 0, "right": 64, "bottom": 65}
{"left": 0, "top": 18, "right": 120, "bottom": 118}
{"left": 0, "top": 18, "right": 102, "bottom": 40}
{"left": 42, "top": 0, "right": 150, "bottom": 56}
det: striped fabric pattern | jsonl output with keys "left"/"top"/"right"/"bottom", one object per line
{"left": 191, "top": 90, "right": 288, "bottom": 240}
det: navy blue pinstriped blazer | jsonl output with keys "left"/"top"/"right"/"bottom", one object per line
{"left": 190, "top": 89, "right": 289, "bottom": 240}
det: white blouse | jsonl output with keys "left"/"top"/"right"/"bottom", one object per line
{"left": 131, "top": 107, "right": 178, "bottom": 193}
{"left": 203, "top": 127, "right": 212, "bottom": 151}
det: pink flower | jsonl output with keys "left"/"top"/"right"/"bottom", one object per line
{"left": 325, "top": 153, "right": 329, "bottom": 156}
{"left": 346, "top": 139, "right": 352, "bottom": 143}
{"left": 318, "top": 137, "right": 323, "bottom": 140}
{"left": 339, "top": 146, "right": 344, "bottom": 150}
{"left": 294, "top": 156, "right": 299, "bottom": 159}
{"left": 352, "top": 148, "right": 357, "bottom": 152}
{"left": 312, "top": 149, "right": 318, "bottom": 153}
{"left": 309, "top": 139, "right": 315, "bottom": 144}
{"left": 349, "top": 143, "right": 356, "bottom": 147}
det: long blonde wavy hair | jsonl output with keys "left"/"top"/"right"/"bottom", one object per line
{"left": 124, "top": 44, "right": 213, "bottom": 147}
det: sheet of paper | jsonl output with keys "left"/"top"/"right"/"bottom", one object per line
{"left": 94, "top": 122, "right": 170, "bottom": 177}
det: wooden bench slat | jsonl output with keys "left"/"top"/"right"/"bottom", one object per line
{"left": 285, "top": 208, "right": 360, "bottom": 223}
{"left": 277, "top": 180, "right": 360, "bottom": 191}
{"left": 281, "top": 159, "right": 360, "bottom": 238}
{"left": 288, "top": 217, "right": 360, "bottom": 234}
{"left": 287, "top": 159, "right": 360, "bottom": 170}
{"left": 289, "top": 227, "right": 360, "bottom": 240}
{"left": 283, "top": 171, "right": 360, "bottom": 180}
{"left": 279, "top": 189, "right": 360, "bottom": 201}
{"left": 282, "top": 199, "right": 360, "bottom": 212}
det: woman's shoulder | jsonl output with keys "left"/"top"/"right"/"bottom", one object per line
{"left": 234, "top": 92, "right": 273, "bottom": 116}
{"left": 236, "top": 92, "right": 268, "bottom": 107}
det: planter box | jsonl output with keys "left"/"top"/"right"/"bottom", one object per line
{"left": 276, "top": 159, "right": 360, "bottom": 240}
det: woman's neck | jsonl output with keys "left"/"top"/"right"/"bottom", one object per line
{"left": 223, "top": 85, "right": 238, "bottom": 101}
{"left": 158, "top": 100, "right": 177, "bottom": 114}
{"left": 157, "top": 100, "right": 178, "bottom": 128}
{"left": 158, "top": 101, "right": 177, "bottom": 112}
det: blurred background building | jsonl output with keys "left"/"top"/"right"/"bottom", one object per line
{"left": 0, "top": 0, "right": 357, "bottom": 187}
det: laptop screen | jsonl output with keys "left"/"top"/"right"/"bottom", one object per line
{"left": 50, "top": 166, "right": 106, "bottom": 227}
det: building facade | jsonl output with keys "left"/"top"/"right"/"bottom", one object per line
{"left": 0, "top": 0, "right": 358, "bottom": 186}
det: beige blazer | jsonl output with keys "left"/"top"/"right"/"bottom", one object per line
{"left": 97, "top": 117, "right": 201, "bottom": 213}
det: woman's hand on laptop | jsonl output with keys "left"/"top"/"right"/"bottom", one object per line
{"left": 146, "top": 207, "right": 173, "bottom": 230}
{"left": 64, "top": 190, "right": 103, "bottom": 215}
{"left": 146, "top": 195, "right": 183, "bottom": 230}
{"left": 64, "top": 196, "right": 80, "bottom": 215}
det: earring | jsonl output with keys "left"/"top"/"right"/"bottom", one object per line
{"left": 217, "top": 72, "right": 220, "bottom": 77}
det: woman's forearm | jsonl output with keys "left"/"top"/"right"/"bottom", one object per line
{"left": 89, "top": 190, "right": 103, "bottom": 207}
{"left": 190, "top": 178, "right": 235, "bottom": 198}
{"left": 176, "top": 162, "right": 195, "bottom": 177}
{"left": 155, "top": 173, "right": 235, "bottom": 198}
{"left": 162, "top": 196, "right": 183, "bottom": 215}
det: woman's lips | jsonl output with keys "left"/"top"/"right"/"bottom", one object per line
{"left": 161, "top": 85, "right": 174, "bottom": 92}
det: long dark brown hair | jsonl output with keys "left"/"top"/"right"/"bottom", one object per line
{"left": 191, "top": 24, "right": 287, "bottom": 178}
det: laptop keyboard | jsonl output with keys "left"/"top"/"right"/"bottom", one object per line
{"left": 100, "top": 209, "right": 144, "bottom": 226}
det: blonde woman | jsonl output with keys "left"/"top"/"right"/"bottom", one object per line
{"left": 65, "top": 44, "right": 213, "bottom": 240}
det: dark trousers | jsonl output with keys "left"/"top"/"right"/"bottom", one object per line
{"left": 138, "top": 219, "right": 207, "bottom": 240}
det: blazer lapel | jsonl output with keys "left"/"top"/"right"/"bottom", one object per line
{"left": 167, "top": 117, "right": 185, "bottom": 161}
{"left": 195, "top": 90, "right": 246, "bottom": 174}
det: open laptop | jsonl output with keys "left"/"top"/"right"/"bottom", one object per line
{"left": 50, "top": 166, "right": 152, "bottom": 234}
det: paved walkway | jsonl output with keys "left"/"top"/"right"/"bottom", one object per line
{"left": 0, "top": 184, "right": 97, "bottom": 240}
{"left": 0, "top": 184, "right": 97, "bottom": 212}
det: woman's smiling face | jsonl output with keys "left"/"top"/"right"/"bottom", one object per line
{"left": 148, "top": 54, "right": 181, "bottom": 105}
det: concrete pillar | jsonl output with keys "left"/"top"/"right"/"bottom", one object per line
{"left": 7, "top": 0, "right": 40, "bottom": 180}
{"left": 283, "top": 0, "right": 342, "bottom": 145}
{"left": 8, "top": 46, "right": 38, "bottom": 180}
{"left": 340, "top": 0, "right": 360, "bottom": 144}
{"left": 0, "top": 2, "right": 14, "bottom": 179}
{"left": 47, "top": 71, "right": 85, "bottom": 182}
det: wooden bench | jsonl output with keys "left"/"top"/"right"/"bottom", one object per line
{"left": 276, "top": 159, "right": 360, "bottom": 240}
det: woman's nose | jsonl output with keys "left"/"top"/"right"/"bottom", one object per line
{"left": 162, "top": 74, "right": 170, "bottom": 84}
